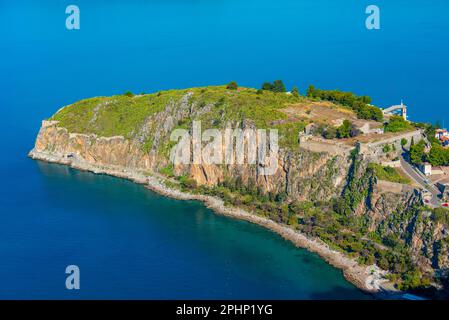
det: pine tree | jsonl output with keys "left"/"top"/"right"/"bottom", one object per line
{"left": 291, "top": 86, "right": 300, "bottom": 97}
{"left": 306, "top": 85, "right": 316, "bottom": 97}
{"left": 262, "top": 82, "right": 273, "bottom": 91}
{"left": 272, "top": 80, "right": 286, "bottom": 93}
{"left": 226, "top": 81, "right": 238, "bottom": 90}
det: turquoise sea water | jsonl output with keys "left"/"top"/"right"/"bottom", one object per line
{"left": 0, "top": 0, "right": 448, "bottom": 299}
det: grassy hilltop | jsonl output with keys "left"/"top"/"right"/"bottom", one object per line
{"left": 50, "top": 84, "right": 389, "bottom": 151}
{"left": 51, "top": 86, "right": 304, "bottom": 147}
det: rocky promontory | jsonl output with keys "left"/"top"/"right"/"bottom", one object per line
{"left": 29, "top": 86, "right": 449, "bottom": 296}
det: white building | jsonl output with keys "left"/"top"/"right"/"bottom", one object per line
{"left": 419, "top": 162, "right": 432, "bottom": 176}
{"left": 435, "top": 129, "right": 449, "bottom": 140}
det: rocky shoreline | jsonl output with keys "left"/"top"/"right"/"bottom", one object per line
{"left": 28, "top": 148, "right": 395, "bottom": 296}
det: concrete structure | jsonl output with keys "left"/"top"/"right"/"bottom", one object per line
{"left": 356, "top": 122, "right": 384, "bottom": 135}
{"left": 380, "top": 160, "right": 401, "bottom": 168}
{"left": 303, "top": 123, "right": 316, "bottom": 135}
{"left": 419, "top": 162, "right": 432, "bottom": 176}
{"left": 382, "top": 101, "right": 408, "bottom": 120}
{"left": 360, "top": 130, "right": 423, "bottom": 157}
{"left": 432, "top": 167, "right": 445, "bottom": 175}
{"left": 298, "top": 134, "right": 353, "bottom": 156}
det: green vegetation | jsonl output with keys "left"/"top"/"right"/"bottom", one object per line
{"left": 401, "top": 138, "right": 408, "bottom": 146}
{"left": 418, "top": 124, "right": 449, "bottom": 166}
{"left": 374, "top": 205, "right": 432, "bottom": 290}
{"left": 368, "top": 163, "right": 411, "bottom": 184}
{"left": 425, "top": 125, "right": 441, "bottom": 145}
{"left": 159, "top": 163, "right": 175, "bottom": 178}
{"left": 313, "top": 121, "right": 359, "bottom": 140}
{"left": 306, "top": 85, "right": 383, "bottom": 121}
{"left": 410, "top": 140, "right": 426, "bottom": 165}
{"left": 274, "top": 121, "right": 306, "bottom": 148}
{"left": 262, "top": 82, "right": 272, "bottom": 91}
{"left": 50, "top": 86, "right": 304, "bottom": 147}
{"left": 291, "top": 86, "right": 300, "bottom": 97}
{"left": 382, "top": 144, "right": 391, "bottom": 153}
{"left": 322, "top": 126, "right": 337, "bottom": 139}
{"left": 226, "top": 81, "right": 238, "bottom": 90}
{"left": 51, "top": 91, "right": 186, "bottom": 138}
{"left": 337, "top": 146, "right": 373, "bottom": 215}
{"left": 384, "top": 116, "right": 413, "bottom": 133}
{"left": 261, "top": 80, "right": 286, "bottom": 93}
{"left": 337, "top": 120, "right": 352, "bottom": 139}
{"left": 428, "top": 142, "right": 449, "bottom": 166}
{"left": 382, "top": 144, "right": 396, "bottom": 154}
{"left": 177, "top": 174, "right": 197, "bottom": 190}
{"left": 410, "top": 138, "right": 449, "bottom": 167}
{"left": 431, "top": 207, "right": 449, "bottom": 227}
{"left": 336, "top": 120, "right": 360, "bottom": 139}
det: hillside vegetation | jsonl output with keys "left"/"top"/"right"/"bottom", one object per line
{"left": 368, "top": 163, "right": 411, "bottom": 185}
{"left": 51, "top": 86, "right": 307, "bottom": 148}
{"left": 51, "top": 85, "right": 386, "bottom": 151}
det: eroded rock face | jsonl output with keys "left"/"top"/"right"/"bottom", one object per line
{"left": 33, "top": 120, "right": 353, "bottom": 203}
{"left": 34, "top": 121, "right": 155, "bottom": 170}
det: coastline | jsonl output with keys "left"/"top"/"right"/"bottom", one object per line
{"left": 28, "top": 148, "right": 395, "bottom": 296}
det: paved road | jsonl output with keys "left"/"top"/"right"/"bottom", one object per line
{"left": 399, "top": 154, "right": 441, "bottom": 207}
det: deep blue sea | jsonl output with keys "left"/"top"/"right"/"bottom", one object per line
{"left": 0, "top": 0, "right": 448, "bottom": 299}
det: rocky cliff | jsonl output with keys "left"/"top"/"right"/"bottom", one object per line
{"left": 29, "top": 86, "right": 449, "bottom": 295}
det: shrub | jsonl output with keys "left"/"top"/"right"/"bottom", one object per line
{"left": 306, "top": 85, "right": 316, "bottom": 97}
{"left": 291, "top": 86, "right": 300, "bottom": 97}
{"left": 410, "top": 140, "right": 426, "bottom": 165}
{"left": 123, "top": 91, "right": 135, "bottom": 97}
{"left": 261, "top": 80, "right": 286, "bottom": 93}
{"left": 431, "top": 207, "right": 449, "bottom": 226}
{"left": 262, "top": 82, "right": 273, "bottom": 91}
{"left": 401, "top": 138, "right": 408, "bottom": 146}
{"left": 178, "top": 175, "right": 197, "bottom": 189}
{"left": 226, "top": 81, "right": 238, "bottom": 90}
{"left": 272, "top": 80, "right": 286, "bottom": 93}
{"left": 337, "top": 120, "right": 353, "bottom": 139}
{"left": 428, "top": 143, "right": 449, "bottom": 166}
{"left": 323, "top": 126, "right": 337, "bottom": 139}
{"left": 160, "top": 164, "right": 174, "bottom": 177}
{"left": 384, "top": 116, "right": 413, "bottom": 133}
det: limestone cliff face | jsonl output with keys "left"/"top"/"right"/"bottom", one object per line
{"left": 32, "top": 120, "right": 351, "bottom": 204}
{"left": 33, "top": 120, "right": 156, "bottom": 170}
